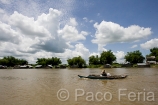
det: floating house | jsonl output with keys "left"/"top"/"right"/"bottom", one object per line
{"left": 146, "top": 56, "right": 156, "bottom": 64}
{"left": 47, "top": 65, "right": 53, "bottom": 68}
{"left": 121, "top": 63, "right": 133, "bottom": 67}
{"left": 19, "top": 65, "right": 28, "bottom": 68}
{"left": 104, "top": 64, "right": 111, "bottom": 68}
{"left": 35, "top": 65, "right": 43, "bottom": 68}
{"left": 137, "top": 63, "right": 150, "bottom": 68}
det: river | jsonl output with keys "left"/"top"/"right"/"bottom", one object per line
{"left": 0, "top": 68, "right": 157, "bottom": 105}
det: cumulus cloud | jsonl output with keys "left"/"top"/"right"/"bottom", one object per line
{"left": 113, "top": 51, "right": 125, "bottom": 63}
{"left": 0, "top": 8, "right": 5, "bottom": 14}
{"left": 0, "top": 21, "right": 20, "bottom": 43}
{"left": 98, "top": 44, "right": 107, "bottom": 52}
{"left": 131, "top": 44, "right": 138, "bottom": 48}
{"left": 58, "top": 24, "right": 87, "bottom": 42}
{"left": 58, "top": 17, "right": 88, "bottom": 43}
{"left": 52, "top": 43, "right": 90, "bottom": 64}
{"left": 89, "top": 20, "right": 94, "bottom": 23}
{"left": 31, "top": 37, "right": 68, "bottom": 53}
{"left": 89, "top": 52, "right": 100, "bottom": 57}
{"left": 74, "top": 44, "right": 90, "bottom": 58}
{"left": 83, "top": 17, "right": 94, "bottom": 23}
{"left": 69, "top": 18, "right": 78, "bottom": 26}
{"left": 140, "top": 38, "right": 158, "bottom": 50}
{"left": 0, "top": 0, "right": 11, "bottom": 4}
{"left": 92, "top": 21, "right": 152, "bottom": 47}
{"left": 7, "top": 8, "right": 68, "bottom": 53}
{"left": 9, "top": 11, "right": 52, "bottom": 38}
{"left": 0, "top": 6, "right": 89, "bottom": 63}
{"left": 0, "top": 0, "right": 91, "bottom": 64}
{"left": 83, "top": 17, "right": 88, "bottom": 22}
{"left": 0, "top": 8, "right": 65, "bottom": 56}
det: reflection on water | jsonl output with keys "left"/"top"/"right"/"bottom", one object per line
{"left": 0, "top": 68, "right": 158, "bottom": 105}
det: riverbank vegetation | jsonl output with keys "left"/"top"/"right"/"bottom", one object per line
{"left": 67, "top": 56, "right": 86, "bottom": 68}
{"left": 0, "top": 56, "right": 28, "bottom": 67}
{"left": 0, "top": 47, "right": 158, "bottom": 68}
{"left": 36, "top": 57, "right": 62, "bottom": 67}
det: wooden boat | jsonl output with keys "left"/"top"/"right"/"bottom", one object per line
{"left": 78, "top": 74, "right": 128, "bottom": 79}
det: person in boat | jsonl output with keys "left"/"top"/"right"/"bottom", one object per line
{"left": 101, "top": 70, "right": 107, "bottom": 76}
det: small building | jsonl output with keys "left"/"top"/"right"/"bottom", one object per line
{"left": 55, "top": 65, "right": 60, "bottom": 68}
{"left": 35, "top": 65, "right": 43, "bottom": 68}
{"left": 104, "top": 64, "right": 111, "bottom": 68}
{"left": 121, "top": 63, "right": 133, "bottom": 67}
{"left": 20, "top": 65, "right": 28, "bottom": 68}
{"left": 47, "top": 65, "right": 53, "bottom": 68}
{"left": 146, "top": 56, "right": 156, "bottom": 64}
{"left": 137, "top": 63, "right": 150, "bottom": 68}
{"left": 70, "top": 65, "right": 79, "bottom": 68}
{"left": 0, "top": 65, "right": 7, "bottom": 69}
{"left": 59, "top": 64, "right": 67, "bottom": 68}
{"left": 28, "top": 65, "right": 33, "bottom": 68}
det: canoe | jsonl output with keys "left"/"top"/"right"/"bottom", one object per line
{"left": 78, "top": 74, "right": 128, "bottom": 79}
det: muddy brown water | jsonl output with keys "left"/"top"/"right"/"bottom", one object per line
{"left": 0, "top": 68, "right": 158, "bottom": 105}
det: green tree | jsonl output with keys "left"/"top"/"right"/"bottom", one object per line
{"left": 36, "top": 57, "right": 62, "bottom": 66}
{"left": 89, "top": 55, "right": 100, "bottom": 65}
{"left": 124, "top": 50, "right": 145, "bottom": 64}
{"left": 3, "top": 56, "right": 17, "bottom": 66}
{"left": 100, "top": 50, "right": 116, "bottom": 64}
{"left": 0, "top": 56, "right": 28, "bottom": 66}
{"left": 18, "top": 59, "right": 28, "bottom": 65}
{"left": 52, "top": 57, "right": 62, "bottom": 65}
{"left": 67, "top": 56, "right": 86, "bottom": 68}
{"left": 36, "top": 58, "right": 47, "bottom": 66}
{"left": 0, "top": 58, "right": 8, "bottom": 66}
{"left": 149, "top": 47, "right": 158, "bottom": 62}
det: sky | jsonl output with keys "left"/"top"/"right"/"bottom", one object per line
{"left": 0, "top": 0, "right": 158, "bottom": 64}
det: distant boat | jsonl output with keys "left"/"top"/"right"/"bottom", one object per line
{"left": 78, "top": 74, "right": 128, "bottom": 79}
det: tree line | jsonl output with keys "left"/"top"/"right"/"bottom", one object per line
{"left": 0, "top": 56, "right": 28, "bottom": 67}
{"left": 0, "top": 47, "right": 158, "bottom": 67}
{"left": 36, "top": 57, "right": 62, "bottom": 66}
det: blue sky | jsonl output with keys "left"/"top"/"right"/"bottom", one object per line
{"left": 0, "top": 0, "right": 158, "bottom": 64}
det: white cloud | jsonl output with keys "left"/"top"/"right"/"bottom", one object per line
{"left": 69, "top": 18, "right": 78, "bottom": 26}
{"left": 131, "top": 44, "right": 138, "bottom": 48}
{"left": 28, "top": 51, "right": 54, "bottom": 64}
{"left": 83, "top": 17, "right": 94, "bottom": 23}
{"left": 74, "top": 44, "right": 90, "bottom": 59}
{"left": 66, "top": 42, "right": 74, "bottom": 48}
{"left": 6, "top": 8, "right": 68, "bottom": 53}
{"left": 58, "top": 18, "right": 88, "bottom": 44}
{"left": 140, "top": 38, "right": 158, "bottom": 50}
{"left": 53, "top": 43, "right": 90, "bottom": 64}
{"left": 0, "top": 21, "right": 20, "bottom": 43}
{"left": 89, "top": 20, "right": 94, "bottom": 23}
{"left": 0, "top": 0, "right": 11, "bottom": 4}
{"left": 83, "top": 17, "right": 88, "bottom": 22}
{"left": 9, "top": 11, "right": 52, "bottom": 38}
{"left": 58, "top": 25, "right": 87, "bottom": 42}
{"left": 114, "top": 51, "right": 125, "bottom": 63}
{"left": 92, "top": 21, "right": 152, "bottom": 46}
{"left": 0, "top": 8, "right": 65, "bottom": 56}
{"left": 0, "top": 8, "right": 5, "bottom": 14}
{"left": 37, "top": 8, "right": 61, "bottom": 32}
{"left": 81, "top": 31, "right": 88, "bottom": 36}
{"left": 0, "top": 7, "right": 89, "bottom": 63}
{"left": 98, "top": 44, "right": 107, "bottom": 52}
{"left": 90, "top": 52, "right": 100, "bottom": 57}
{"left": 0, "top": 9, "right": 9, "bottom": 22}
